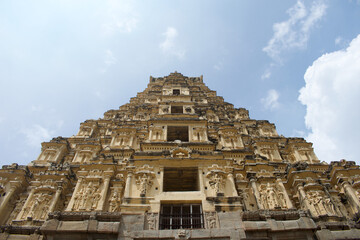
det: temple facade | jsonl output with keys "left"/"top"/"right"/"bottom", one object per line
{"left": 1, "top": 72, "right": 360, "bottom": 240}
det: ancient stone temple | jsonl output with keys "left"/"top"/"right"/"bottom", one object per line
{"left": 1, "top": 72, "right": 360, "bottom": 240}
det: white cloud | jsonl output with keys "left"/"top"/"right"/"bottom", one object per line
{"left": 261, "top": 69, "right": 271, "bottom": 79}
{"left": 213, "top": 60, "right": 224, "bottom": 71}
{"left": 299, "top": 34, "right": 360, "bottom": 164}
{"left": 263, "top": 0, "right": 327, "bottom": 62}
{"left": 31, "top": 105, "right": 42, "bottom": 112}
{"left": 100, "top": 49, "right": 118, "bottom": 73}
{"left": 20, "top": 120, "right": 63, "bottom": 147}
{"left": 21, "top": 125, "right": 54, "bottom": 147}
{"left": 160, "top": 27, "right": 185, "bottom": 60}
{"left": 101, "top": 0, "right": 139, "bottom": 35}
{"left": 104, "top": 49, "right": 117, "bottom": 66}
{"left": 335, "top": 36, "right": 343, "bottom": 45}
{"left": 261, "top": 89, "right": 280, "bottom": 110}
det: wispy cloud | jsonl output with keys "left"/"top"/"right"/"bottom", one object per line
{"left": 100, "top": 49, "right": 118, "bottom": 73}
{"left": 261, "top": 69, "right": 271, "bottom": 79}
{"left": 160, "top": 27, "right": 185, "bottom": 60}
{"left": 21, "top": 125, "right": 54, "bottom": 147}
{"left": 213, "top": 60, "right": 224, "bottom": 71}
{"left": 20, "top": 121, "right": 64, "bottom": 147}
{"left": 104, "top": 49, "right": 117, "bottom": 66}
{"left": 263, "top": 0, "right": 327, "bottom": 62}
{"left": 101, "top": 0, "right": 139, "bottom": 35}
{"left": 261, "top": 89, "right": 280, "bottom": 110}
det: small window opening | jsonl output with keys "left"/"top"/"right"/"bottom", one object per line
{"left": 163, "top": 168, "right": 199, "bottom": 191}
{"left": 173, "top": 89, "right": 180, "bottom": 95}
{"left": 167, "top": 126, "right": 188, "bottom": 142}
{"left": 171, "top": 106, "right": 183, "bottom": 114}
{"left": 160, "top": 204, "right": 203, "bottom": 229}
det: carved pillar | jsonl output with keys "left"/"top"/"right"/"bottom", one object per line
{"left": 17, "top": 187, "right": 35, "bottom": 220}
{"left": 0, "top": 183, "right": 19, "bottom": 223}
{"left": 124, "top": 173, "right": 133, "bottom": 198}
{"left": 250, "top": 179, "right": 262, "bottom": 209}
{"left": 48, "top": 187, "right": 62, "bottom": 213}
{"left": 297, "top": 185, "right": 311, "bottom": 210}
{"left": 198, "top": 168, "right": 205, "bottom": 192}
{"left": 276, "top": 179, "right": 293, "bottom": 209}
{"left": 159, "top": 167, "right": 164, "bottom": 193}
{"left": 129, "top": 136, "right": 134, "bottom": 147}
{"left": 227, "top": 174, "right": 238, "bottom": 196}
{"left": 342, "top": 181, "right": 360, "bottom": 212}
{"left": 96, "top": 175, "right": 111, "bottom": 211}
{"left": 65, "top": 177, "right": 84, "bottom": 211}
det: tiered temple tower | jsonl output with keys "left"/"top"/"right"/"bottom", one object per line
{"left": 1, "top": 72, "right": 360, "bottom": 240}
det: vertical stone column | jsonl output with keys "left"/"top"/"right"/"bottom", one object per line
{"left": 17, "top": 187, "right": 36, "bottom": 220}
{"left": 96, "top": 175, "right": 111, "bottom": 211}
{"left": 276, "top": 179, "right": 293, "bottom": 209}
{"left": 227, "top": 174, "right": 238, "bottom": 197}
{"left": 297, "top": 185, "right": 311, "bottom": 210}
{"left": 65, "top": 177, "right": 84, "bottom": 211}
{"left": 129, "top": 135, "right": 134, "bottom": 148}
{"left": 250, "top": 179, "right": 262, "bottom": 209}
{"left": 198, "top": 168, "right": 205, "bottom": 192}
{"left": 342, "top": 181, "right": 360, "bottom": 212}
{"left": 48, "top": 187, "right": 62, "bottom": 213}
{"left": 159, "top": 167, "right": 164, "bottom": 193}
{"left": 0, "top": 182, "right": 19, "bottom": 224}
{"left": 124, "top": 173, "right": 133, "bottom": 199}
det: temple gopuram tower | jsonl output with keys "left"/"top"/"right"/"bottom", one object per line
{"left": 1, "top": 72, "right": 360, "bottom": 240}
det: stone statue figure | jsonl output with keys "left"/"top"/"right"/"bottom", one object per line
{"left": 259, "top": 183, "right": 285, "bottom": 209}
{"left": 212, "top": 173, "right": 222, "bottom": 194}
{"left": 307, "top": 191, "right": 335, "bottom": 216}
{"left": 138, "top": 174, "right": 152, "bottom": 196}
{"left": 206, "top": 212, "right": 217, "bottom": 229}
{"left": 109, "top": 191, "right": 120, "bottom": 212}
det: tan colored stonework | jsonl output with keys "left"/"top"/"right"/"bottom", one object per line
{"left": 0, "top": 72, "right": 359, "bottom": 239}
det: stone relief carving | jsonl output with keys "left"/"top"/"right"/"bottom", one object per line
{"left": 306, "top": 191, "right": 337, "bottom": 217}
{"left": 206, "top": 165, "right": 227, "bottom": 195}
{"left": 258, "top": 183, "right": 287, "bottom": 209}
{"left": 136, "top": 174, "right": 153, "bottom": 197}
{"left": 109, "top": 189, "right": 121, "bottom": 212}
{"left": 135, "top": 165, "right": 155, "bottom": 197}
{"left": 7, "top": 198, "right": 26, "bottom": 223}
{"left": 191, "top": 127, "right": 207, "bottom": 142}
{"left": 149, "top": 126, "right": 165, "bottom": 141}
{"left": 73, "top": 181, "right": 101, "bottom": 211}
{"left": 205, "top": 212, "right": 217, "bottom": 229}
{"left": 147, "top": 212, "right": 157, "bottom": 230}
{"left": 20, "top": 192, "right": 53, "bottom": 220}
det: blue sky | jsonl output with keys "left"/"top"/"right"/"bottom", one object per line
{"left": 1, "top": 0, "right": 360, "bottom": 166}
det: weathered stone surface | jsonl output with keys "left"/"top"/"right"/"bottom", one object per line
{"left": 57, "top": 221, "right": 88, "bottom": 232}
{"left": 1, "top": 72, "right": 359, "bottom": 239}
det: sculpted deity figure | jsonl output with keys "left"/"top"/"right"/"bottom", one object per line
{"left": 137, "top": 174, "right": 152, "bottom": 196}
{"left": 259, "top": 183, "right": 285, "bottom": 209}
{"left": 212, "top": 173, "right": 223, "bottom": 194}
{"left": 307, "top": 191, "right": 335, "bottom": 216}
{"left": 206, "top": 212, "right": 217, "bottom": 229}
{"left": 109, "top": 190, "right": 121, "bottom": 212}
{"left": 91, "top": 188, "right": 101, "bottom": 210}
{"left": 148, "top": 213, "right": 156, "bottom": 230}
{"left": 73, "top": 187, "right": 84, "bottom": 210}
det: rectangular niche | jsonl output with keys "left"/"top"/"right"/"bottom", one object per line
{"left": 172, "top": 89, "right": 180, "bottom": 95}
{"left": 167, "top": 126, "right": 189, "bottom": 142}
{"left": 163, "top": 167, "right": 199, "bottom": 191}
{"left": 171, "top": 106, "right": 183, "bottom": 114}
